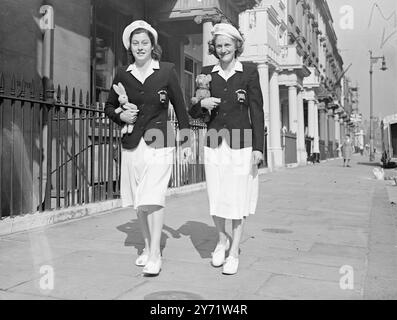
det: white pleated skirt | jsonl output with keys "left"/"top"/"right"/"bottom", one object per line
{"left": 204, "top": 139, "right": 259, "bottom": 220}
{"left": 120, "top": 138, "right": 174, "bottom": 209}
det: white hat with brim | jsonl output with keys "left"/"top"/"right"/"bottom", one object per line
{"left": 211, "top": 23, "right": 243, "bottom": 42}
{"left": 122, "top": 20, "right": 158, "bottom": 50}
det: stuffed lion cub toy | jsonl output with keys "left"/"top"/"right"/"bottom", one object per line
{"left": 191, "top": 74, "right": 212, "bottom": 123}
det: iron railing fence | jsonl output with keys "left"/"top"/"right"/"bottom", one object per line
{"left": 0, "top": 74, "right": 207, "bottom": 218}
{"left": 169, "top": 114, "right": 207, "bottom": 188}
{"left": 0, "top": 74, "right": 123, "bottom": 218}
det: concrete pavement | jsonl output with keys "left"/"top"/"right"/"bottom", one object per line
{"left": 1, "top": 154, "right": 397, "bottom": 300}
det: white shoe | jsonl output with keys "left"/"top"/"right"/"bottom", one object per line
{"left": 142, "top": 256, "right": 162, "bottom": 276}
{"left": 222, "top": 256, "right": 239, "bottom": 275}
{"left": 135, "top": 252, "right": 149, "bottom": 267}
{"left": 211, "top": 239, "right": 230, "bottom": 267}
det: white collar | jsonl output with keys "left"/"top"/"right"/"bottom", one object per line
{"left": 212, "top": 60, "right": 243, "bottom": 81}
{"left": 126, "top": 59, "right": 160, "bottom": 84}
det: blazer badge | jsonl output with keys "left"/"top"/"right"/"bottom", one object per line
{"left": 235, "top": 89, "right": 247, "bottom": 103}
{"left": 157, "top": 89, "right": 168, "bottom": 104}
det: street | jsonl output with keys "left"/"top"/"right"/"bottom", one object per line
{"left": 1, "top": 154, "right": 397, "bottom": 300}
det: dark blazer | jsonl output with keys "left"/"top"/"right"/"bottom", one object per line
{"left": 189, "top": 62, "right": 264, "bottom": 152}
{"left": 105, "top": 61, "right": 190, "bottom": 149}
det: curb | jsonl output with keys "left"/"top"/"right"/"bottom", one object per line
{"left": 0, "top": 199, "right": 122, "bottom": 236}
{"left": 167, "top": 182, "right": 207, "bottom": 197}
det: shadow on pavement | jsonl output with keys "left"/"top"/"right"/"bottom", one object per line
{"left": 116, "top": 220, "right": 217, "bottom": 259}
{"left": 116, "top": 219, "right": 179, "bottom": 256}
{"left": 357, "top": 162, "right": 382, "bottom": 167}
{"left": 175, "top": 221, "right": 218, "bottom": 259}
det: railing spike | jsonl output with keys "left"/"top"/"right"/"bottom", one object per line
{"left": 86, "top": 91, "right": 89, "bottom": 107}
{"left": 79, "top": 89, "right": 83, "bottom": 107}
{"left": 72, "top": 87, "right": 76, "bottom": 106}
{"left": 20, "top": 75, "right": 25, "bottom": 98}
{"left": 57, "top": 85, "right": 61, "bottom": 104}
{"left": 0, "top": 73, "right": 4, "bottom": 94}
{"left": 11, "top": 74, "right": 16, "bottom": 96}
{"left": 65, "top": 86, "right": 69, "bottom": 104}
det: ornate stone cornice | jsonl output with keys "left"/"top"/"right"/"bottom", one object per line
{"left": 193, "top": 14, "right": 227, "bottom": 25}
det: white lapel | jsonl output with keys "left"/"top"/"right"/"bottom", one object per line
{"left": 126, "top": 59, "right": 160, "bottom": 84}
{"left": 212, "top": 60, "right": 243, "bottom": 81}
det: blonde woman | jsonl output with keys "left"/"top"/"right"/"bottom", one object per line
{"left": 189, "top": 23, "right": 264, "bottom": 275}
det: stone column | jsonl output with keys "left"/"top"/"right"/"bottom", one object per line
{"left": 318, "top": 104, "right": 328, "bottom": 158}
{"left": 330, "top": 111, "right": 336, "bottom": 141}
{"left": 340, "top": 119, "right": 345, "bottom": 141}
{"left": 335, "top": 114, "right": 341, "bottom": 157}
{"left": 201, "top": 17, "right": 218, "bottom": 67}
{"left": 328, "top": 111, "right": 335, "bottom": 157}
{"left": 308, "top": 99, "right": 316, "bottom": 138}
{"left": 257, "top": 63, "right": 270, "bottom": 130}
{"left": 288, "top": 86, "right": 298, "bottom": 133}
{"left": 269, "top": 69, "right": 283, "bottom": 169}
{"left": 319, "top": 107, "right": 326, "bottom": 140}
{"left": 296, "top": 89, "right": 307, "bottom": 165}
{"left": 313, "top": 102, "right": 320, "bottom": 155}
{"left": 324, "top": 109, "right": 329, "bottom": 157}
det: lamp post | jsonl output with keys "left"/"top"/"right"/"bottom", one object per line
{"left": 369, "top": 50, "right": 387, "bottom": 161}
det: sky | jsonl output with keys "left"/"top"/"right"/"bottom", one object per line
{"left": 327, "top": 0, "right": 397, "bottom": 121}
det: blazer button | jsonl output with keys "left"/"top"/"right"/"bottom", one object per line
{"left": 140, "top": 91, "right": 144, "bottom": 95}
{"left": 223, "top": 112, "right": 227, "bottom": 116}
{"left": 224, "top": 88, "right": 227, "bottom": 92}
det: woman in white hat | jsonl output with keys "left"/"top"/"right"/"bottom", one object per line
{"left": 105, "top": 20, "right": 190, "bottom": 276}
{"left": 189, "top": 23, "right": 264, "bottom": 275}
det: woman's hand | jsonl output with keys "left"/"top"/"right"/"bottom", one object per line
{"left": 123, "top": 102, "right": 138, "bottom": 111}
{"left": 200, "top": 97, "right": 221, "bottom": 111}
{"left": 120, "top": 109, "right": 139, "bottom": 124}
{"left": 252, "top": 150, "right": 263, "bottom": 166}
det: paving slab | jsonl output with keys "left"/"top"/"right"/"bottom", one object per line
{"left": 250, "top": 257, "right": 365, "bottom": 288}
{"left": 8, "top": 268, "right": 140, "bottom": 300}
{"left": 256, "top": 274, "right": 362, "bottom": 300}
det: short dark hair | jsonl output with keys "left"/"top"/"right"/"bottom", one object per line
{"left": 127, "top": 28, "right": 162, "bottom": 63}
{"left": 208, "top": 34, "right": 244, "bottom": 59}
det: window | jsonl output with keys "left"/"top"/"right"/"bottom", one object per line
{"left": 183, "top": 55, "right": 201, "bottom": 109}
{"left": 95, "top": 24, "right": 115, "bottom": 103}
{"left": 92, "top": 1, "right": 129, "bottom": 104}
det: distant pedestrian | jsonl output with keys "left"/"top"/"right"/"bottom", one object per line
{"left": 105, "top": 20, "right": 191, "bottom": 276}
{"left": 189, "top": 23, "right": 264, "bottom": 275}
{"left": 365, "top": 143, "right": 370, "bottom": 156}
{"left": 341, "top": 134, "right": 354, "bottom": 167}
